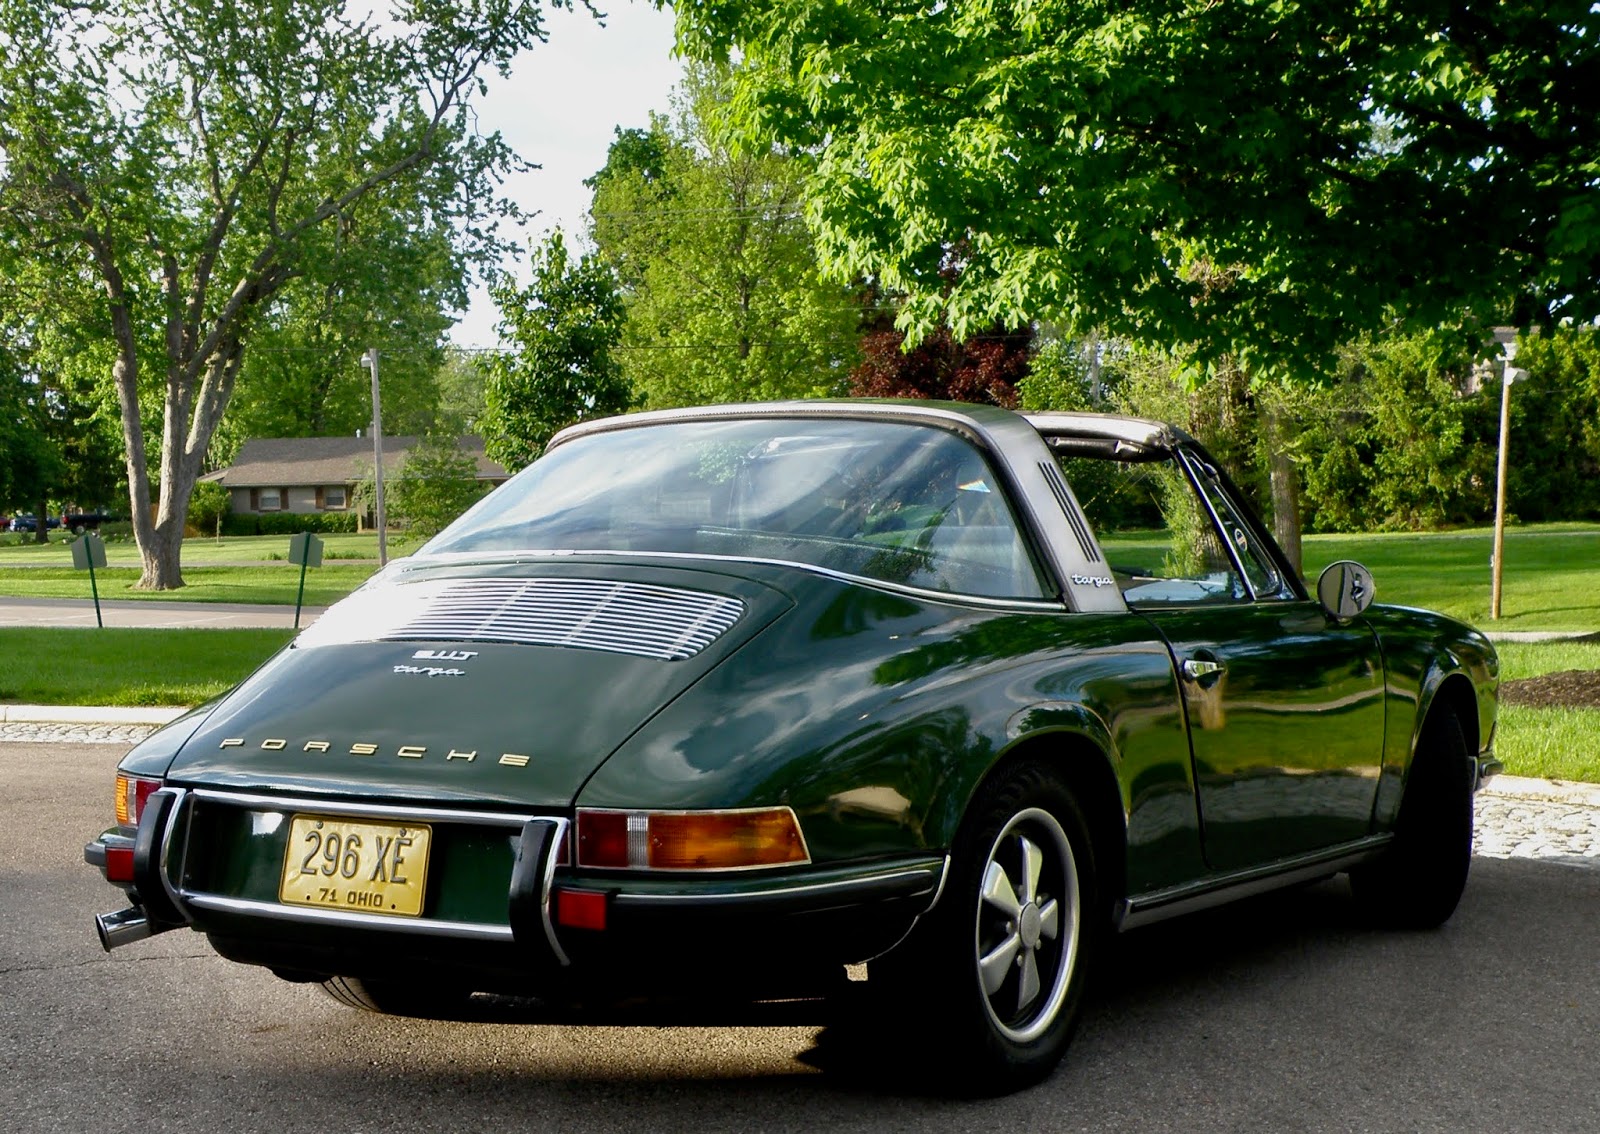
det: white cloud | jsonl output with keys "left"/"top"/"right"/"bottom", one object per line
{"left": 452, "top": 1, "right": 682, "bottom": 348}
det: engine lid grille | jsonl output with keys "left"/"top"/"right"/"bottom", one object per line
{"left": 299, "top": 578, "right": 746, "bottom": 661}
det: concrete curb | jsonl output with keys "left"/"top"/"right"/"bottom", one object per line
{"left": 0, "top": 704, "right": 188, "bottom": 726}
{"left": 1485, "top": 630, "right": 1600, "bottom": 643}
{"left": 1480, "top": 773, "right": 1600, "bottom": 809}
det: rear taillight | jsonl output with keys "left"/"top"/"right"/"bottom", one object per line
{"left": 114, "top": 775, "right": 161, "bottom": 826}
{"left": 575, "top": 807, "right": 809, "bottom": 870}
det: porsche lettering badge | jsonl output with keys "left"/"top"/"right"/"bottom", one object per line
{"left": 218, "top": 738, "right": 532, "bottom": 767}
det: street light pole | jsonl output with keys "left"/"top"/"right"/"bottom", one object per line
{"left": 1490, "top": 328, "right": 1522, "bottom": 620}
{"left": 360, "top": 348, "right": 388, "bottom": 566}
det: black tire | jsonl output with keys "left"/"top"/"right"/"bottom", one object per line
{"left": 319, "top": 975, "right": 475, "bottom": 1018}
{"left": 871, "top": 761, "right": 1101, "bottom": 1094}
{"left": 1349, "top": 710, "right": 1474, "bottom": 928}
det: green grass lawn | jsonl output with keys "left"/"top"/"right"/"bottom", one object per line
{"left": 2, "top": 522, "right": 1597, "bottom": 627}
{"left": 1495, "top": 707, "right": 1600, "bottom": 783}
{"left": 0, "top": 531, "right": 407, "bottom": 564}
{"left": 0, "top": 564, "right": 379, "bottom": 606}
{"left": 1301, "top": 523, "right": 1600, "bottom": 632}
{"left": 3, "top": 520, "right": 1597, "bottom": 783}
{"left": 1484, "top": 640, "right": 1600, "bottom": 783}
{"left": 0, "top": 628, "right": 292, "bottom": 706}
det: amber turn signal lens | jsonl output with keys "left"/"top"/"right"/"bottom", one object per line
{"left": 575, "top": 808, "right": 809, "bottom": 870}
{"left": 115, "top": 775, "right": 160, "bottom": 826}
{"left": 647, "top": 810, "right": 808, "bottom": 870}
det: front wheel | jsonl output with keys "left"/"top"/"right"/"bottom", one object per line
{"left": 872, "top": 762, "right": 1100, "bottom": 1094}
{"left": 1349, "top": 710, "right": 1474, "bottom": 928}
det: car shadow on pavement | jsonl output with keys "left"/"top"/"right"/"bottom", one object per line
{"left": 39, "top": 857, "right": 1596, "bottom": 1134}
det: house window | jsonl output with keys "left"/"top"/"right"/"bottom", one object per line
{"left": 323, "top": 486, "right": 347, "bottom": 510}
{"left": 259, "top": 488, "right": 282, "bottom": 512}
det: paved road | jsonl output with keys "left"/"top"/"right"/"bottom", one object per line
{"left": 0, "top": 595, "right": 323, "bottom": 629}
{"left": 5, "top": 741, "right": 1599, "bottom": 1133}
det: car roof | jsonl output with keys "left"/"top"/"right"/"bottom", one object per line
{"left": 549, "top": 400, "right": 1188, "bottom": 452}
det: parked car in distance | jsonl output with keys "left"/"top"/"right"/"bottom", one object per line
{"left": 9, "top": 514, "right": 59, "bottom": 532}
{"left": 86, "top": 401, "right": 1499, "bottom": 1093}
{"left": 64, "top": 512, "right": 112, "bottom": 532}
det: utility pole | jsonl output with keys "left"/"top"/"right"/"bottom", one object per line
{"left": 1490, "top": 328, "right": 1524, "bottom": 620}
{"left": 360, "top": 348, "right": 388, "bottom": 566}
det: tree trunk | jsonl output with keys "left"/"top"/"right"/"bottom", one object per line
{"left": 34, "top": 494, "right": 48, "bottom": 544}
{"left": 1264, "top": 404, "right": 1303, "bottom": 577}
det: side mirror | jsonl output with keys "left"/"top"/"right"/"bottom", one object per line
{"left": 1316, "top": 560, "right": 1375, "bottom": 621}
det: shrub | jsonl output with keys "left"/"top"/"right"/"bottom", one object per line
{"left": 220, "top": 511, "right": 359, "bottom": 536}
{"left": 187, "top": 481, "right": 231, "bottom": 537}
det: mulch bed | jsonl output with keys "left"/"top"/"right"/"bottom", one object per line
{"left": 1500, "top": 669, "right": 1600, "bottom": 710}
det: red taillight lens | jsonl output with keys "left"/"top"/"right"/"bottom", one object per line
{"left": 574, "top": 808, "right": 809, "bottom": 870}
{"left": 575, "top": 810, "right": 634, "bottom": 868}
{"left": 114, "top": 775, "right": 160, "bottom": 826}
{"left": 104, "top": 845, "right": 135, "bottom": 884}
{"left": 554, "top": 888, "right": 608, "bottom": 931}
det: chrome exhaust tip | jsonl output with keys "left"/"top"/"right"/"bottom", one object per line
{"left": 95, "top": 907, "right": 159, "bottom": 952}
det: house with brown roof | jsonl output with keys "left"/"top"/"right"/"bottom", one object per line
{"left": 201, "top": 435, "right": 510, "bottom": 518}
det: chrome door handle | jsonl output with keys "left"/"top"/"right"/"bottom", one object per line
{"left": 1181, "top": 658, "right": 1226, "bottom": 681}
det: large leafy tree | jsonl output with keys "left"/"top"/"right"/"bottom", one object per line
{"left": 588, "top": 63, "right": 863, "bottom": 408}
{"left": 0, "top": 0, "right": 558, "bottom": 588}
{"left": 213, "top": 215, "right": 463, "bottom": 458}
{"left": 481, "top": 231, "right": 632, "bottom": 471}
{"left": 675, "top": 1, "right": 1600, "bottom": 374}
{"left": 0, "top": 250, "right": 119, "bottom": 528}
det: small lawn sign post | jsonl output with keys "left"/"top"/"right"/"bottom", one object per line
{"left": 287, "top": 532, "right": 324, "bottom": 630}
{"left": 70, "top": 531, "right": 108, "bottom": 628}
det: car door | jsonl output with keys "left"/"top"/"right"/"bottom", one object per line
{"left": 1057, "top": 444, "right": 1386, "bottom": 872}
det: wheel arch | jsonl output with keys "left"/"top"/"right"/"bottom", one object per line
{"left": 1418, "top": 669, "right": 1481, "bottom": 765}
{"left": 942, "top": 726, "right": 1129, "bottom": 910}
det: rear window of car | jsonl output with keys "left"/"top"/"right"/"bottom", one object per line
{"left": 422, "top": 418, "right": 1049, "bottom": 600}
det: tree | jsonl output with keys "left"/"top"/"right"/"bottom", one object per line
{"left": 0, "top": 371, "right": 63, "bottom": 537}
{"left": 385, "top": 435, "right": 487, "bottom": 538}
{"left": 481, "top": 231, "right": 632, "bottom": 471}
{"left": 186, "top": 479, "right": 230, "bottom": 539}
{"left": 0, "top": 0, "right": 557, "bottom": 588}
{"left": 676, "top": 1, "right": 1600, "bottom": 375}
{"left": 587, "top": 63, "right": 863, "bottom": 407}
{"left": 212, "top": 216, "right": 464, "bottom": 459}
{"left": 850, "top": 323, "right": 1032, "bottom": 407}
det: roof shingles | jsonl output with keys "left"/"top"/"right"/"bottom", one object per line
{"left": 203, "top": 436, "right": 508, "bottom": 488}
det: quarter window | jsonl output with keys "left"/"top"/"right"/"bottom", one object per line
{"left": 1055, "top": 452, "right": 1254, "bottom": 606}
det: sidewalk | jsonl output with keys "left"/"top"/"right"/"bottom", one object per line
{"left": 0, "top": 595, "right": 324, "bottom": 629}
{"left": 0, "top": 703, "right": 189, "bottom": 725}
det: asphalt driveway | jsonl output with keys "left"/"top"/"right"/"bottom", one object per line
{"left": 5, "top": 740, "right": 1598, "bottom": 1133}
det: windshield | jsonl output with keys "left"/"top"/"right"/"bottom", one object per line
{"left": 422, "top": 418, "right": 1048, "bottom": 600}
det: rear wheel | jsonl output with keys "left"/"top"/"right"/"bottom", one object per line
{"left": 1349, "top": 710, "right": 1474, "bottom": 928}
{"left": 871, "top": 761, "right": 1100, "bottom": 1094}
{"left": 319, "top": 975, "right": 476, "bottom": 1018}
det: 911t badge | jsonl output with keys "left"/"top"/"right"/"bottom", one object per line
{"left": 393, "top": 649, "right": 477, "bottom": 678}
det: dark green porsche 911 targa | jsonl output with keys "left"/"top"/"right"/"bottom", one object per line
{"left": 87, "top": 401, "right": 1499, "bottom": 1092}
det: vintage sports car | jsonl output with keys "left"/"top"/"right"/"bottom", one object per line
{"left": 88, "top": 402, "right": 1499, "bottom": 1092}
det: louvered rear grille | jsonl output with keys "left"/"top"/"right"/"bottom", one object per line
{"left": 304, "top": 578, "right": 746, "bottom": 661}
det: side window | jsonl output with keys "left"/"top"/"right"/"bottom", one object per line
{"left": 1055, "top": 453, "right": 1253, "bottom": 606}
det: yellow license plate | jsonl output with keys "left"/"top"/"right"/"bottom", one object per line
{"left": 278, "top": 815, "right": 432, "bottom": 918}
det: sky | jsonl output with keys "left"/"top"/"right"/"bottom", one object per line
{"left": 450, "top": 1, "right": 684, "bottom": 349}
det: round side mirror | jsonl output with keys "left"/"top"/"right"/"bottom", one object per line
{"left": 1316, "top": 560, "right": 1375, "bottom": 621}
